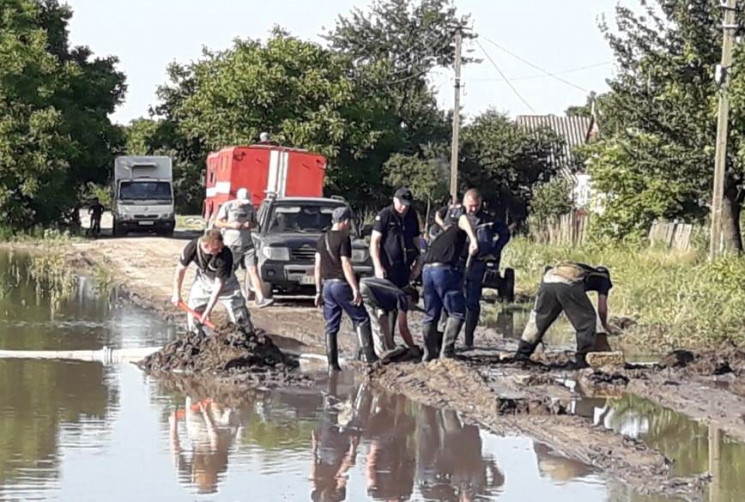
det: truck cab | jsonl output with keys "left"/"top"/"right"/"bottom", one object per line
{"left": 252, "top": 195, "right": 372, "bottom": 298}
{"left": 112, "top": 156, "right": 175, "bottom": 237}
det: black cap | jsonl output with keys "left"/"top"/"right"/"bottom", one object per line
{"left": 332, "top": 206, "right": 354, "bottom": 223}
{"left": 393, "top": 187, "right": 413, "bottom": 206}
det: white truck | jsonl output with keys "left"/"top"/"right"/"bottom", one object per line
{"left": 112, "top": 156, "right": 175, "bottom": 237}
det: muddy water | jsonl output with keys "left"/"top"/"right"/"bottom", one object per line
{"left": 0, "top": 250, "right": 690, "bottom": 501}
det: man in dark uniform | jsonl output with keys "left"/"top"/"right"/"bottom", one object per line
{"left": 315, "top": 207, "right": 377, "bottom": 371}
{"left": 88, "top": 197, "right": 105, "bottom": 237}
{"left": 359, "top": 277, "right": 418, "bottom": 357}
{"left": 171, "top": 229, "right": 252, "bottom": 332}
{"left": 370, "top": 188, "right": 422, "bottom": 289}
{"left": 436, "top": 189, "right": 511, "bottom": 349}
{"left": 421, "top": 212, "right": 478, "bottom": 361}
{"left": 516, "top": 261, "right": 615, "bottom": 369}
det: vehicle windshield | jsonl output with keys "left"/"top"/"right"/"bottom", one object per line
{"left": 267, "top": 205, "right": 340, "bottom": 234}
{"left": 119, "top": 181, "right": 172, "bottom": 201}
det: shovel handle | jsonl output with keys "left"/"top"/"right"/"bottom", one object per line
{"left": 176, "top": 301, "right": 217, "bottom": 330}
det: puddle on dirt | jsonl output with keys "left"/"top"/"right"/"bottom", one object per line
{"left": 0, "top": 250, "right": 699, "bottom": 500}
{"left": 573, "top": 393, "right": 745, "bottom": 501}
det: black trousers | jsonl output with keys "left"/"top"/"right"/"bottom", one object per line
{"left": 520, "top": 280, "right": 596, "bottom": 354}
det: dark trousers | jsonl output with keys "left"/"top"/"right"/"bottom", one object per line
{"left": 520, "top": 280, "right": 596, "bottom": 354}
{"left": 422, "top": 265, "right": 465, "bottom": 326}
{"left": 385, "top": 263, "right": 410, "bottom": 289}
{"left": 464, "top": 260, "right": 486, "bottom": 316}
{"left": 90, "top": 217, "right": 101, "bottom": 235}
{"left": 323, "top": 280, "right": 370, "bottom": 335}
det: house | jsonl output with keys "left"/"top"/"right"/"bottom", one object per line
{"left": 515, "top": 114, "right": 599, "bottom": 209}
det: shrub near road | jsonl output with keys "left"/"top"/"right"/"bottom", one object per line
{"left": 502, "top": 238, "right": 745, "bottom": 350}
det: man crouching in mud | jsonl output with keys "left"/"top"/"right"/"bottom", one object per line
{"left": 359, "top": 277, "right": 419, "bottom": 358}
{"left": 314, "top": 207, "right": 377, "bottom": 371}
{"left": 171, "top": 229, "right": 253, "bottom": 332}
{"left": 515, "top": 261, "right": 615, "bottom": 369}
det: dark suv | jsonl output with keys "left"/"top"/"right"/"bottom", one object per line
{"left": 253, "top": 196, "right": 372, "bottom": 298}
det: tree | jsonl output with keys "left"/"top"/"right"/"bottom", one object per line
{"left": 0, "top": 0, "right": 125, "bottom": 229}
{"left": 586, "top": 1, "right": 745, "bottom": 249}
{"left": 459, "top": 111, "right": 559, "bottom": 222}
{"left": 530, "top": 177, "right": 574, "bottom": 225}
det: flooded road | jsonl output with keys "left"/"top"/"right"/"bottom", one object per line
{"left": 0, "top": 249, "right": 737, "bottom": 501}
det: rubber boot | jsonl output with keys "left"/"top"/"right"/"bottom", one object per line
{"left": 573, "top": 352, "right": 590, "bottom": 370}
{"left": 440, "top": 317, "right": 465, "bottom": 359}
{"left": 325, "top": 332, "right": 341, "bottom": 371}
{"left": 421, "top": 323, "right": 439, "bottom": 362}
{"left": 464, "top": 309, "right": 479, "bottom": 349}
{"left": 356, "top": 323, "right": 379, "bottom": 364}
{"left": 514, "top": 339, "right": 537, "bottom": 362}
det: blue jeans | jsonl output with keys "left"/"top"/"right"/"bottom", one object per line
{"left": 464, "top": 260, "right": 486, "bottom": 316}
{"left": 422, "top": 265, "right": 466, "bottom": 325}
{"left": 323, "top": 280, "right": 370, "bottom": 335}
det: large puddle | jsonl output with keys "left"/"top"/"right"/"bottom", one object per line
{"left": 0, "top": 250, "right": 736, "bottom": 500}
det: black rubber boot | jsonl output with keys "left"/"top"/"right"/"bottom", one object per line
{"left": 464, "top": 309, "right": 479, "bottom": 349}
{"left": 422, "top": 323, "right": 439, "bottom": 362}
{"left": 325, "top": 332, "right": 341, "bottom": 371}
{"left": 441, "top": 317, "right": 465, "bottom": 359}
{"left": 514, "top": 339, "right": 537, "bottom": 362}
{"left": 573, "top": 352, "right": 590, "bottom": 370}
{"left": 356, "top": 323, "right": 379, "bottom": 364}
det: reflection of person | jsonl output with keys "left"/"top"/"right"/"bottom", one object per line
{"left": 364, "top": 393, "right": 416, "bottom": 501}
{"left": 516, "top": 262, "right": 616, "bottom": 369}
{"left": 370, "top": 188, "right": 422, "bottom": 288}
{"left": 171, "top": 229, "right": 253, "bottom": 331}
{"left": 314, "top": 207, "right": 376, "bottom": 371}
{"left": 169, "top": 397, "right": 241, "bottom": 495}
{"left": 310, "top": 374, "right": 361, "bottom": 502}
{"left": 417, "top": 407, "right": 504, "bottom": 502}
{"left": 532, "top": 442, "right": 592, "bottom": 483}
{"left": 359, "top": 277, "right": 418, "bottom": 357}
{"left": 214, "top": 188, "right": 274, "bottom": 308}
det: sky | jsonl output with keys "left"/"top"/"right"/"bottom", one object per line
{"left": 64, "top": 0, "right": 623, "bottom": 125}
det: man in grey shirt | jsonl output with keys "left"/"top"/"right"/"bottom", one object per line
{"left": 214, "top": 188, "right": 274, "bottom": 308}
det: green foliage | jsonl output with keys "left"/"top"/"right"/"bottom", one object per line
{"left": 460, "top": 110, "right": 560, "bottom": 221}
{"left": 0, "top": 0, "right": 125, "bottom": 230}
{"left": 503, "top": 237, "right": 745, "bottom": 349}
{"left": 383, "top": 147, "right": 449, "bottom": 204}
{"left": 530, "top": 177, "right": 573, "bottom": 225}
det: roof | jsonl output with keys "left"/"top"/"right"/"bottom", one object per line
{"left": 515, "top": 115, "right": 596, "bottom": 180}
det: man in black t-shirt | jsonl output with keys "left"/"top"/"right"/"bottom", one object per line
{"left": 421, "top": 212, "right": 478, "bottom": 361}
{"left": 516, "top": 261, "right": 615, "bottom": 369}
{"left": 370, "top": 188, "right": 422, "bottom": 289}
{"left": 315, "top": 207, "right": 376, "bottom": 371}
{"left": 170, "top": 229, "right": 252, "bottom": 332}
{"left": 88, "top": 197, "right": 104, "bottom": 237}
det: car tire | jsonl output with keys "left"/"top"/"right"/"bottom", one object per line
{"left": 113, "top": 220, "right": 126, "bottom": 237}
{"left": 261, "top": 282, "right": 273, "bottom": 300}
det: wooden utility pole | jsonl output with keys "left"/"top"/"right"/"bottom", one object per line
{"left": 710, "top": 0, "right": 738, "bottom": 259}
{"left": 449, "top": 30, "right": 462, "bottom": 204}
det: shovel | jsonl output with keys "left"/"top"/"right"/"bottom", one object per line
{"left": 176, "top": 300, "right": 217, "bottom": 331}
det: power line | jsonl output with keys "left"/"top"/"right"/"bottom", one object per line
{"left": 468, "top": 61, "right": 611, "bottom": 83}
{"left": 482, "top": 36, "right": 590, "bottom": 93}
{"left": 474, "top": 39, "right": 536, "bottom": 113}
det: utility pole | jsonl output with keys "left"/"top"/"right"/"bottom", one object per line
{"left": 710, "top": 0, "right": 738, "bottom": 259}
{"left": 449, "top": 30, "right": 462, "bottom": 204}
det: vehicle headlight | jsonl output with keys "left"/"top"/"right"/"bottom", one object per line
{"left": 351, "top": 249, "right": 368, "bottom": 263}
{"left": 262, "top": 246, "right": 290, "bottom": 261}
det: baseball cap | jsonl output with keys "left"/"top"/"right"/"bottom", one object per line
{"left": 393, "top": 187, "right": 413, "bottom": 206}
{"left": 236, "top": 188, "right": 250, "bottom": 202}
{"left": 332, "top": 206, "right": 354, "bottom": 223}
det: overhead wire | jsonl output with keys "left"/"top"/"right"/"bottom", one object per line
{"left": 468, "top": 61, "right": 611, "bottom": 83}
{"left": 482, "top": 36, "right": 590, "bottom": 93}
{"left": 474, "top": 38, "right": 536, "bottom": 113}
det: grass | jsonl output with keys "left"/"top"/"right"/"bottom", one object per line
{"left": 176, "top": 214, "right": 206, "bottom": 231}
{"left": 501, "top": 238, "right": 745, "bottom": 350}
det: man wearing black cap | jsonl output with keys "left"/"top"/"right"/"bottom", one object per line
{"left": 516, "top": 262, "right": 616, "bottom": 369}
{"left": 370, "top": 188, "right": 422, "bottom": 289}
{"left": 314, "top": 206, "right": 377, "bottom": 371}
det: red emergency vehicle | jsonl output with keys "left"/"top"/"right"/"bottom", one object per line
{"left": 203, "top": 144, "right": 327, "bottom": 221}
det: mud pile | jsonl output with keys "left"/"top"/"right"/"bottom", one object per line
{"left": 138, "top": 325, "right": 308, "bottom": 386}
{"left": 660, "top": 341, "right": 745, "bottom": 376}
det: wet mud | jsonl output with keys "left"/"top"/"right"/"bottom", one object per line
{"left": 138, "top": 325, "right": 311, "bottom": 388}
